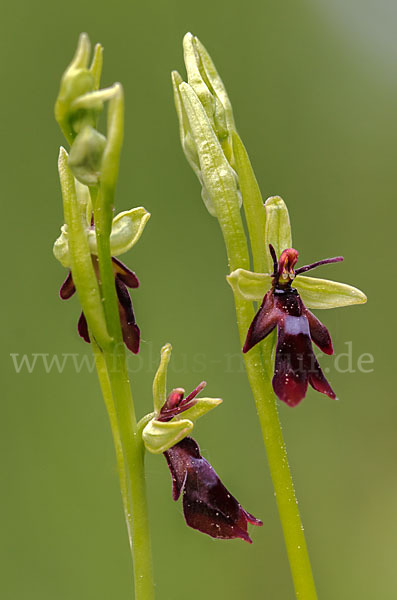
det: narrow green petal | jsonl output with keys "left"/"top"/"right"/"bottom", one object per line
{"left": 264, "top": 196, "right": 292, "bottom": 271}
{"left": 294, "top": 275, "right": 367, "bottom": 309}
{"left": 227, "top": 268, "right": 272, "bottom": 301}
{"left": 180, "top": 397, "right": 222, "bottom": 422}
{"left": 142, "top": 418, "right": 193, "bottom": 454}
{"left": 152, "top": 344, "right": 172, "bottom": 415}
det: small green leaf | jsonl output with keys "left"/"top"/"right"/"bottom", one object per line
{"left": 227, "top": 268, "right": 272, "bottom": 301}
{"left": 264, "top": 196, "right": 292, "bottom": 272}
{"left": 180, "top": 397, "right": 222, "bottom": 422}
{"left": 142, "top": 418, "right": 193, "bottom": 454}
{"left": 152, "top": 344, "right": 172, "bottom": 415}
{"left": 294, "top": 275, "right": 367, "bottom": 309}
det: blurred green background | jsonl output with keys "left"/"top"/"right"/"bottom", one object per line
{"left": 1, "top": 0, "right": 394, "bottom": 598}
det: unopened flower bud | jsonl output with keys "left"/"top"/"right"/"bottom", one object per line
{"left": 55, "top": 33, "right": 103, "bottom": 144}
{"left": 68, "top": 125, "right": 107, "bottom": 186}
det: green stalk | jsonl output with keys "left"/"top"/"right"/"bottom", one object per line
{"left": 180, "top": 90, "right": 317, "bottom": 596}
{"left": 224, "top": 141, "right": 317, "bottom": 599}
{"left": 90, "top": 85, "right": 155, "bottom": 597}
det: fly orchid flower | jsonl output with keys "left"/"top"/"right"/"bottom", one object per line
{"left": 228, "top": 196, "right": 367, "bottom": 407}
{"left": 140, "top": 344, "right": 262, "bottom": 541}
{"left": 164, "top": 436, "right": 262, "bottom": 543}
{"left": 53, "top": 178, "right": 150, "bottom": 352}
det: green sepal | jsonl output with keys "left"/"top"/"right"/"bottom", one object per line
{"left": 179, "top": 397, "right": 222, "bottom": 422}
{"left": 68, "top": 125, "right": 107, "bottom": 186}
{"left": 54, "top": 203, "right": 150, "bottom": 268}
{"left": 227, "top": 268, "right": 272, "bottom": 301}
{"left": 90, "top": 207, "right": 151, "bottom": 257}
{"left": 294, "top": 275, "right": 367, "bottom": 309}
{"left": 264, "top": 196, "right": 292, "bottom": 272}
{"left": 152, "top": 344, "right": 172, "bottom": 415}
{"left": 142, "top": 418, "right": 193, "bottom": 454}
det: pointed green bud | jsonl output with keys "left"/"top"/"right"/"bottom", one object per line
{"left": 294, "top": 275, "right": 367, "bottom": 309}
{"left": 178, "top": 397, "right": 222, "bottom": 422}
{"left": 89, "top": 43, "right": 103, "bottom": 90}
{"left": 152, "top": 343, "right": 172, "bottom": 415}
{"left": 183, "top": 32, "right": 216, "bottom": 122}
{"left": 68, "top": 125, "right": 107, "bottom": 186}
{"left": 182, "top": 33, "right": 234, "bottom": 162}
{"left": 172, "top": 70, "right": 201, "bottom": 176}
{"left": 178, "top": 82, "right": 241, "bottom": 217}
{"left": 55, "top": 33, "right": 96, "bottom": 144}
{"left": 194, "top": 36, "right": 235, "bottom": 132}
{"left": 227, "top": 268, "right": 272, "bottom": 301}
{"left": 264, "top": 196, "right": 292, "bottom": 272}
{"left": 142, "top": 418, "right": 193, "bottom": 454}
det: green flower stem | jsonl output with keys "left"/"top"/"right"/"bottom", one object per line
{"left": 235, "top": 297, "right": 318, "bottom": 600}
{"left": 208, "top": 164, "right": 317, "bottom": 599}
{"left": 91, "top": 339, "right": 154, "bottom": 600}
{"left": 88, "top": 92, "right": 155, "bottom": 596}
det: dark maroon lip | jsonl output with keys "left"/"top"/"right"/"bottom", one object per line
{"left": 164, "top": 436, "right": 262, "bottom": 542}
{"left": 243, "top": 245, "right": 341, "bottom": 406}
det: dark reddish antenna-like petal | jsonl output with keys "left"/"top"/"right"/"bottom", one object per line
{"left": 164, "top": 437, "right": 262, "bottom": 542}
{"left": 59, "top": 271, "right": 76, "bottom": 299}
{"left": 269, "top": 244, "right": 278, "bottom": 277}
{"left": 112, "top": 257, "right": 139, "bottom": 288}
{"left": 294, "top": 256, "right": 343, "bottom": 275}
{"left": 115, "top": 278, "right": 140, "bottom": 354}
{"left": 243, "top": 291, "right": 279, "bottom": 353}
{"left": 305, "top": 309, "right": 333, "bottom": 355}
{"left": 77, "top": 312, "right": 90, "bottom": 343}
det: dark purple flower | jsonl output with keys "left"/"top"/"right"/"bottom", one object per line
{"left": 243, "top": 245, "right": 343, "bottom": 407}
{"left": 59, "top": 255, "right": 140, "bottom": 353}
{"left": 164, "top": 436, "right": 262, "bottom": 542}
